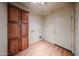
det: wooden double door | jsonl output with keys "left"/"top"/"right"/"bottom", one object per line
{"left": 8, "top": 4, "right": 29, "bottom": 55}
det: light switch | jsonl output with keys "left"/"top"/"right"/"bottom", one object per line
{"left": 31, "top": 30, "right": 34, "bottom": 32}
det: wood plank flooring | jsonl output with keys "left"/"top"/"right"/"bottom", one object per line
{"left": 15, "top": 40, "right": 74, "bottom": 56}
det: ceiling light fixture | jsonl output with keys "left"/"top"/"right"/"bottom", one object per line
{"left": 32, "top": 2, "right": 45, "bottom": 5}
{"left": 41, "top": 2, "right": 45, "bottom": 5}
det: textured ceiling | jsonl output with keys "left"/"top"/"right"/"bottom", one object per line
{"left": 20, "top": 2, "right": 72, "bottom": 15}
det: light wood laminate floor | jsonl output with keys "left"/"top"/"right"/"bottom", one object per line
{"left": 15, "top": 40, "right": 74, "bottom": 56}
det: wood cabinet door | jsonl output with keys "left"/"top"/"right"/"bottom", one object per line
{"left": 21, "top": 11, "right": 28, "bottom": 50}
{"left": 8, "top": 5, "right": 20, "bottom": 55}
{"left": 8, "top": 4, "right": 29, "bottom": 55}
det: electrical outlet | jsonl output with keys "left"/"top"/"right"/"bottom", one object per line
{"left": 39, "top": 36, "right": 42, "bottom": 39}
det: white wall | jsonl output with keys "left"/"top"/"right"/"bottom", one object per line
{"left": 75, "top": 3, "right": 79, "bottom": 56}
{"left": 43, "top": 5, "right": 75, "bottom": 52}
{"left": 29, "top": 14, "right": 43, "bottom": 44}
{"left": 0, "top": 3, "right": 7, "bottom": 56}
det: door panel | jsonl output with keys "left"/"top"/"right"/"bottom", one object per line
{"left": 22, "top": 24, "right": 28, "bottom": 37}
{"left": 21, "top": 37, "right": 28, "bottom": 50}
{"left": 9, "top": 6, "right": 19, "bottom": 22}
{"left": 9, "top": 39, "right": 19, "bottom": 55}
{"left": 21, "top": 10, "right": 28, "bottom": 50}
{"left": 22, "top": 11, "right": 28, "bottom": 23}
{"left": 8, "top": 23, "right": 20, "bottom": 39}
{"left": 8, "top": 5, "right": 20, "bottom": 55}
